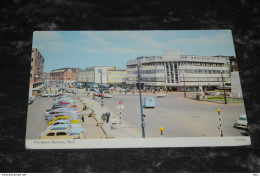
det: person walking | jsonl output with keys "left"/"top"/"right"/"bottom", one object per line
{"left": 106, "top": 112, "right": 110, "bottom": 123}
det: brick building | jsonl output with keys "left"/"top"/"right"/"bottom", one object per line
{"left": 29, "top": 48, "right": 45, "bottom": 97}
{"left": 50, "top": 68, "right": 78, "bottom": 85}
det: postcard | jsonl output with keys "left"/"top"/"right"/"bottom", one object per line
{"left": 25, "top": 30, "right": 251, "bottom": 149}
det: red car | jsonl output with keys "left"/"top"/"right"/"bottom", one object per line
{"left": 98, "top": 93, "right": 104, "bottom": 97}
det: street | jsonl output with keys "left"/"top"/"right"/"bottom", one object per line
{"left": 95, "top": 92, "right": 246, "bottom": 138}
{"left": 26, "top": 90, "right": 247, "bottom": 139}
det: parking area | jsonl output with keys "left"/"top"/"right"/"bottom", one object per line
{"left": 26, "top": 88, "right": 249, "bottom": 140}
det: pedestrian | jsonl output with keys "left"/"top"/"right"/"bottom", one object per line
{"left": 106, "top": 112, "right": 110, "bottom": 123}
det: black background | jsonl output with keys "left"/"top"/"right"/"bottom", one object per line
{"left": 0, "top": 0, "right": 260, "bottom": 173}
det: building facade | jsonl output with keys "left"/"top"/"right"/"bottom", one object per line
{"left": 77, "top": 66, "right": 119, "bottom": 87}
{"left": 49, "top": 68, "right": 78, "bottom": 85}
{"left": 29, "top": 48, "right": 45, "bottom": 97}
{"left": 107, "top": 68, "right": 126, "bottom": 86}
{"left": 126, "top": 51, "right": 231, "bottom": 91}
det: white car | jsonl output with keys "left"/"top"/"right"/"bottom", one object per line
{"left": 42, "top": 92, "right": 49, "bottom": 97}
{"left": 45, "top": 109, "right": 80, "bottom": 121}
{"left": 104, "top": 94, "right": 112, "bottom": 98}
{"left": 46, "top": 120, "right": 82, "bottom": 130}
{"left": 235, "top": 114, "right": 248, "bottom": 129}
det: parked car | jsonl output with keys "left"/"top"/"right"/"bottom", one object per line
{"left": 28, "top": 96, "right": 35, "bottom": 104}
{"left": 47, "top": 111, "right": 81, "bottom": 122}
{"left": 53, "top": 98, "right": 74, "bottom": 106}
{"left": 98, "top": 93, "right": 105, "bottom": 97}
{"left": 41, "top": 92, "right": 49, "bottom": 97}
{"left": 40, "top": 128, "right": 85, "bottom": 139}
{"left": 50, "top": 93, "right": 56, "bottom": 97}
{"left": 48, "top": 116, "right": 82, "bottom": 126}
{"left": 104, "top": 94, "right": 112, "bottom": 98}
{"left": 51, "top": 104, "right": 77, "bottom": 111}
{"left": 48, "top": 119, "right": 82, "bottom": 128}
{"left": 157, "top": 92, "right": 166, "bottom": 98}
{"left": 45, "top": 109, "right": 80, "bottom": 119}
{"left": 144, "top": 97, "right": 155, "bottom": 108}
{"left": 235, "top": 114, "right": 248, "bottom": 129}
{"left": 94, "top": 91, "right": 100, "bottom": 96}
{"left": 46, "top": 123, "right": 83, "bottom": 131}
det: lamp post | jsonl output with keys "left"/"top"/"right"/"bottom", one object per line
{"left": 137, "top": 62, "right": 145, "bottom": 138}
{"left": 86, "top": 78, "right": 89, "bottom": 96}
{"left": 159, "top": 127, "right": 164, "bottom": 137}
{"left": 99, "top": 69, "right": 104, "bottom": 107}
{"left": 217, "top": 109, "right": 223, "bottom": 137}
{"left": 221, "top": 71, "right": 227, "bottom": 104}
{"left": 183, "top": 71, "right": 186, "bottom": 98}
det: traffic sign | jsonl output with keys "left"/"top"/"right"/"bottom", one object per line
{"left": 116, "top": 105, "right": 124, "bottom": 109}
{"left": 91, "top": 100, "right": 95, "bottom": 105}
{"left": 119, "top": 101, "right": 123, "bottom": 105}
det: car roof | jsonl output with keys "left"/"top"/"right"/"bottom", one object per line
{"left": 53, "top": 119, "right": 71, "bottom": 123}
{"left": 51, "top": 124, "right": 71, "bottom": 129}
{"left": 240, "top": 114, "right": 247, "bottom": 118}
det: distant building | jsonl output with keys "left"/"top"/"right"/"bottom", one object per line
{"left": 126, "top": 51, "right": 231, "bottom": 91}
{"left": 107, "top": 68, "right": 126, "bottom": 86}
{"left": 43, "top": 72, "right": 50, "bottom": 86}
{"left": 29, "top": 48, "right": 45, "bottom": 97}
{"left": 77, "top": 66, "right": 126, "bottom": 87}
{"left": 49, "top": 68, "right": 78, "bottom": 85}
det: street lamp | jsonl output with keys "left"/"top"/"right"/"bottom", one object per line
{"left": 137, "top": 62, "right": 145, "bottom": 138}
{"left": 99, "top": 69, "right": 104, "bottom": 107}
{"left": 217, "top": 109, "right": 223, "bottom": 137}
{"left": 221, "top": 71, "right": 227, "bottom": 104}
{"left": 183, "top": 71, "right": 186, "bottom": 98}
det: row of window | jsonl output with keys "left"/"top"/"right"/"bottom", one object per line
{"left": 178, "top": 62, "right": 225, "bottom": 67}
{"left": 179, "top": 77, "right": 228, "bottom": 82}
{"left": 127, "top": 69, "right": 165, "bottom": 75}
{"left": 183, "top": 56, "right": 226, "bottom": 61}
{"left": 181, "top": 70, "right": 229, "bottom": 74}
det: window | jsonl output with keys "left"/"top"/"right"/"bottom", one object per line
{"left": 47, "top": 132, "right": 55, "bottom": 136}
{"left": 31, "top": 58, "right": 33, "bottom": 62}
{"left": 31, "top": 66, "right": 33, "bottom": 70}
{"left": 57, "top": 132, "right": 67, "bottom": 136}
{"left": 30, "top": 74, "right": 32, "bottom": 78}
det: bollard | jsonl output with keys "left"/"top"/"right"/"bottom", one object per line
{"left": 217, "top": 109, "right": 223, "bottom": 137}
{"left": 159, "top": 127, "right": 164, "bottom": 137}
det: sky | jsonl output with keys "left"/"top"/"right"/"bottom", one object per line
{"left": 32, "top": 30, "right": 236, "bottom": 72}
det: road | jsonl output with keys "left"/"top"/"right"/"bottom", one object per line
{"left": 25, "top": 91, "right": 247, "bottom": 139}
{"left": 95, "top": 92, "right": 247, "bottom": 138}
{"left": 26, "top": 97, "right": 53, "bottom": 139}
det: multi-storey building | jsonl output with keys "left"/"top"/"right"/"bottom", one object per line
{"left": 126, "top": 51, "right": 231, "bottom": 91}
{"left": 107, "top": 68, "right": 126, "bottom": 86}
{"left": 77, "top": 66, "right": 118, "bottom": 87}
{"left": 49, "top": 68, "right": 78, "bottom": 85}
{"left": 29, "top": 48, "right": 45, "bottom": 97}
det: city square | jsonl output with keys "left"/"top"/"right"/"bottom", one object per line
{"left": 26, "top": 31, "right": 250, "bottom": 147}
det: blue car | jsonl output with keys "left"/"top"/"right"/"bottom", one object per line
{"left": 144, "top": 97, "right": 155, "bottom": 108}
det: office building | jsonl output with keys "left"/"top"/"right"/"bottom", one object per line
{"left": 126, "top": 51, "right": 231, "bottom": 91}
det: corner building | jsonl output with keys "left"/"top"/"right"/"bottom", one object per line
{"left": 29, "top": 48, "right": 45, "bottom": 97}
{"left": 126, "top": 51, "right": 231, "bottom": 91}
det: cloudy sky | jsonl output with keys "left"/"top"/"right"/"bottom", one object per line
{"left": 32, "top": 30, "right": 236, "bottom": 72}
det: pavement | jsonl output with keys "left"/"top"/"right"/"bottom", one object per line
{"left": 75, "top": 93, "right": 141, "bottom": 139}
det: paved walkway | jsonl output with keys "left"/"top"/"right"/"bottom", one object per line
{"left": 77, "top": 94, "right": 141, "bottom": 139}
